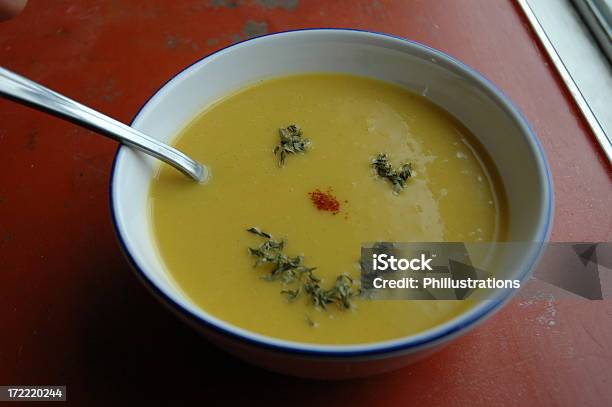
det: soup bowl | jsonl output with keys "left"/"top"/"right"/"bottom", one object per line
{"left": 110, "top": 29, "right": 552, "bottom": 379}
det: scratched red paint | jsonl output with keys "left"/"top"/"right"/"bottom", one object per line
{"left": 0, "top": 0, "right": 610, "bottom": 405}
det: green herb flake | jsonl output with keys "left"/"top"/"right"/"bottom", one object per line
{"left": 273, "top": 124, "right": 311, "bottom": 167}
{"left": 372, "top": 153, "right": 413, "bottom": 193}
{"left": 246, "top": 227, "right": 272, "bottom": 239}
{"left": 246, "top": 227, "right": 360, "bottom": 312}
{"left": 305, "top": 314, "right": 318, "bottom": 328}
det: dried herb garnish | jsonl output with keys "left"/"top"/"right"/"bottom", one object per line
{"left": 246, "top": 227, "right": 360, "bottom": 313}
{"left": 372, "top": 153, "right": 413, "bottom": 193}
{"left": 303, "top": 273, "right": 357, "bottom": 310}
{"left": 273, "top": 124, "right": 311, "bottom": 166}
{"left": 305, "top": 314, "right": 318, "bottom": 328}
{"left": 246, "top": 227, "right": 306, "bottom": 282}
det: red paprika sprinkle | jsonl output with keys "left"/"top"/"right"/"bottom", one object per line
{"left": 308, "top": 188, "right": 341, "bottom": 214}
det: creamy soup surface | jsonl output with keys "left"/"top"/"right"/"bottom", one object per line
{"left": 149, "top": 74, "right": 508, "bottom": 345}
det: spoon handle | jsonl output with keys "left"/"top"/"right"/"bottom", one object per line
{"left": 0, "top": 66, "right": 205, "bottom": 182}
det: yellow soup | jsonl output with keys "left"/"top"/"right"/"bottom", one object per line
{"left": 149, "top": 74, "right": 508, "bottom": 345}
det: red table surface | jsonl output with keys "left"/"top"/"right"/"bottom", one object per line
{"left": 0, "top": 0, "right": 611, "bottom": 405}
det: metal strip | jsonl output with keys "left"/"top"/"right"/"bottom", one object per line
{"left": 571, "top": 0, "right": 612, "bottom": 63}
{"left": 516, "top": 0, "right": 612, "bottom": 163}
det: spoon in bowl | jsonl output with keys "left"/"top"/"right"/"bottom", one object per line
{"left": 0, "top": 66, "right": 206, "bottom": 182}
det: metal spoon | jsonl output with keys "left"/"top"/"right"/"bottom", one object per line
{"left": 0, "top": 66, "right": 206, "bottom": 182}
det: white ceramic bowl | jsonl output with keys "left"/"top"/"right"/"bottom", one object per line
{"left": 110, "top": 29, "right": 552, "bottom": 379}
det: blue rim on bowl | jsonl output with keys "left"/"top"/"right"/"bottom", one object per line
{"left": 109, "top": 29, "right": 553, "bottom": 358}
